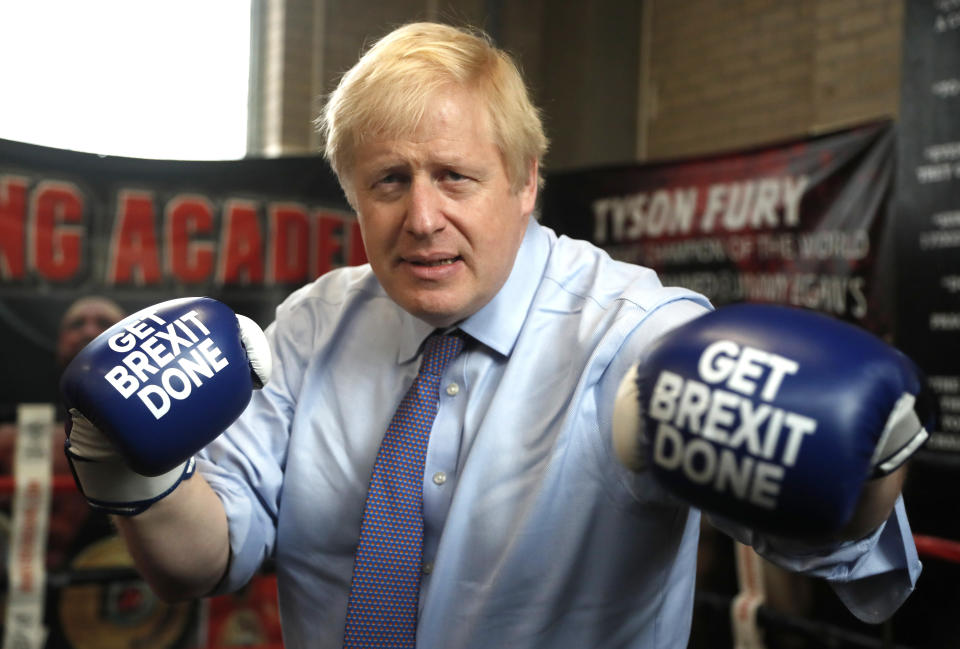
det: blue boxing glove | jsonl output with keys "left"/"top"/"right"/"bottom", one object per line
{"left": 61, "top": 297, "right": 271, "bottom": 514}
{"left": 613, "top": 303, "right": 931, "bottom": 536}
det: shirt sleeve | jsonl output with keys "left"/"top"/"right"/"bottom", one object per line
{"left": 196, "top": 299, "right": 307, "bottom": 593}
{"left": 709, "top": 496, "right": 922, "bottom": 623}
{"left": 595, "top": 295, "right": 712, "bottom": 507}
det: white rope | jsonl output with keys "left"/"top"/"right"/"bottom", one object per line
{"left": 731, "top": 541, "right": 767, "bottom": 649}
{"left": 3, "top": 404, "right": 54, "bottom": 649}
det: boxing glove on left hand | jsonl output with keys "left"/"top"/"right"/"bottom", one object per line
{"left": 61, "top": 297, "right": 271, "bottom": 514}
{"left": 612, "top": 303, "right": 932, "bottom": 536}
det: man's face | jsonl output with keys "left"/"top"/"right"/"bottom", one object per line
{"left": 348, "top": 85, "right": 538, "bottom": 328}
{"left": 57, "top": 298, "right": 124, "bottom": 369}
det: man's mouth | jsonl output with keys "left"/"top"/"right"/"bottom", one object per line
{"left": 409, "top": 256, "right": 461, "bottom": 267}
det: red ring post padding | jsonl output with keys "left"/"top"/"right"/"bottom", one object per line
{"left": 913, "top": 534, "right": 960, "bottom": 564}
{"left": 0, "top": 474, "right": 78, "bottom": 493}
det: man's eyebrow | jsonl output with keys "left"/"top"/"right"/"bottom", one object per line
{"left": 363, "top": 157, "right": 410, "bottom": 172}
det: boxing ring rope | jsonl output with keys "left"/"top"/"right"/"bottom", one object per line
{"left": 696, "top": 591, "right": 914, "bottom": 649}
{"left": 4, "top": 474, "right": 959, "bottom": 561}
{"left": 728, "top": 526, "right": 960, "bottom": 649}
{"left": 0, "top": 475, "right": 76, "bottom": 494}
{"left": 2, "top": 410, "right": 959, "bottom": 649}
{"left": 913, "top": 534, "right": 960, "bottom": 564}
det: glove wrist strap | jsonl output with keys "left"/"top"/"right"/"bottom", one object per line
{"left": 870, "top": 393, "right": 929, "bottom": 477}
{"left": 66, "top": 442, "right": 195, "bottom": 516}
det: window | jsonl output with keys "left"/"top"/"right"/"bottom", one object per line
{"left": 0, "top": 1, "right": 251, "bottom": 160}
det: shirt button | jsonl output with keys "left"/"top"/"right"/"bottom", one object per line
{"left": 446, "top": 382, "right": 460, "bottom": 396}
{"left": 423, "top": 562, "right": 434, "bottom": 575}
{"left": 432, "top": 471, "right": 447, "bottom": 486}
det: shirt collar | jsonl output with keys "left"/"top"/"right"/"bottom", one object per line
{"left": 460, "top": 216, "right": 549, "bottom": 357}
{"left": 398, "top": 313, "right": 437, "bottom": 364}
{"left": 396, "top": 216, "right": 550, "bottom": 363}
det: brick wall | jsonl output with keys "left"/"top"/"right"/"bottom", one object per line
{"left": 252, "top": 0, "right": 904, "bottom": 164}
{"left": 255, "top": 0, "right": 493, "bottom": 156}
{"left": 643, "top": 0, "right": 903, "bottom": 160}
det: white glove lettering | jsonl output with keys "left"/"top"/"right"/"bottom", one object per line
{"left": 102, "top": 310, "right": 230, "bottom": 419}
{"left": 649, "top": 340, "right": 815, "bottom": 509}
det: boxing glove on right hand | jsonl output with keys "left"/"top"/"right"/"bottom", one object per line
{"left": 61, "top": 297, "right": 271, "bottom": 514}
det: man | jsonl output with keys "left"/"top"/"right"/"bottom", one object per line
{"left": 56, "top": 296, "right": 127, "bottom": 373}
{"left": 0, "top": 295, "right": 125, "bottom": 568}
{"left": 64, "top": 22, "right": 921, "bottom": 648}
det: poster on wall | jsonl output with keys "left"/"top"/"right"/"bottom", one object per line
{"left": 0, "top": 137, "right": 362, "bottom": 416}
{"left": 541, "top": 122, "right": 897, "bottom": 335}
{"left": 894, "top": 0, "right": 960, "bottom": 541}
{"left": 0, "top": 138, "right": 360, "bottom": 648}
{"left": 541, "top": 118, "right": 959, "bottom": 541}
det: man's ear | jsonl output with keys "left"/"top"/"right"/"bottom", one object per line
{"left": 520, "top": 160, "right": 539, "bottom": 217}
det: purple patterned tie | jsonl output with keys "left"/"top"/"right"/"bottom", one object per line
{"left": 343, "top": 334, "right": 464, "bottom": 648}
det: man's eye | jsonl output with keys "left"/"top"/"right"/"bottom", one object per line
{"left": 443, "top": 170, "right": 468, "bottom": 182}
{"left": 374, "top": 173, "right": 405, "bottom": 187}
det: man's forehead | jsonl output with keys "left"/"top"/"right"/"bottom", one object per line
{"left": 62, "top": 299, "right": 124, "bottom": 326}
{"left": 357, "top": 137, "right": 479, "bottom": 167}
{"left": 360, "top": 87, "right": 491, "bottom": 149}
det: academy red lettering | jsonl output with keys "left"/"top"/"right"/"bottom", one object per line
{"left": 270, "top": 204, "right": 310, "bottom": 282}
{"left": 0, "top": 175, "right": 28, "bottom": 279}
{"left": 166, "top": 194, "right": 215, "bottom": 283}
{"left": 30, "top": 181, "right": 84, "bottom": 281}
{"left": 348, "top": 219, "right": 368, "bottom": 267}
{"left": 219, "top": 200, "right": 264, "bottom": 284}
{"left": 108, "top": 191, "right": 162, "bottom": 284}
{"left": 314, "top": 212, "right": 344, "bottom": 277}
{"left": 2, "top": 179, "right": 369, "bottom": 286}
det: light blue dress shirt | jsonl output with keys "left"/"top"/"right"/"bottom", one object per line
{"left": 197, "top": 217, "right": 920, "bottom": 649}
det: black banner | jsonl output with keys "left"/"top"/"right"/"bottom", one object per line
{"left": 0, "top": 138, "right": 360, "bottom": 416}
{"left": 895, "top": 0, "right": 960, "bottom": 464}
{"left": 541, "top": 122, "right": 897, "bottom": 335}
{"left": 894, "top": 0, "right": 960, "bottom": 544}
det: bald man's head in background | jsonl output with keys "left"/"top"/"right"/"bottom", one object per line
{"left": 56, "top": 296, "right": 125, "bottom": 371}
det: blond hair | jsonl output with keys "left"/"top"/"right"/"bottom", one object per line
{"left": 319, "top": 22, "right": 548, "bottom": 195}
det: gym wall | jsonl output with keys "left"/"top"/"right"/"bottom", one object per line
{"left": 246, "top": 0, "right": 904, "bottom": 168}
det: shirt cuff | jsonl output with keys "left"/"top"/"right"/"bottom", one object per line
{"left": 196, "top": 456, "right": 272, "bottom": 595}
{"left": 827, "top": 498, "right": 921, "bottom": 623}
{"left": 711, "top": 496, "right": 921, "bottom": 623}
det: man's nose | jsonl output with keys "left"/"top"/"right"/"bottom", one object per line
{"left": 404, "top": 177, "right": 445, "bottom": 237}
{"left": 81, "top": 318, "right": 106, "bottom": 340}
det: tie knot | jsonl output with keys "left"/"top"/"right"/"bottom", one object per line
{"left": 420, "top": 334, "right": 464, "bottom": 376}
